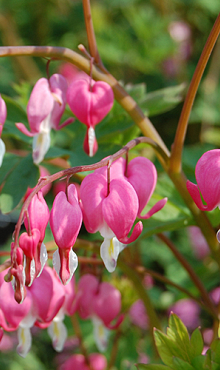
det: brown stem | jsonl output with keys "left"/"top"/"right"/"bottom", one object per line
{"left": 70, "top": 314, "right": 94, "bottom": 370}
{"left": 170, "top": 13, "right": 220, "bottom": 174}
{"left": 82, "top": 0, "right": 103, "bottom": 66}
{"left": 135, "top": 265, "right": 214, "bottom": 316}
{"left": 157, "top": 233, "right": 217, "bottom": 319}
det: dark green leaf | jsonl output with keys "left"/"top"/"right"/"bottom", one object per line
{"left": 211, "top": 339, "right": 220, "bottom": 365}
{"left": 139, "top": 84, "right": 185, "bottom": 117}
{"left": 136, "top": 364, "right": 172, "bottom": 370}
{"left": 0, "top": 154, "right": 39, "bottom": 213}
{"left": 140, "top": 175, "right": 193, "bottom": 238}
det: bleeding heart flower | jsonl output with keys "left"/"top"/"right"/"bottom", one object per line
{"left": 67, "top": 79, "right": 114, "bottom": 157}
{"left": 80, "top": 172, "right": 142, "bottom": 272}
{"left": 186, "top": 149, "right": 220, "bottom": 212}
{"left": 76, "top": 274, "right": 122, "bottom": 351}
{"left": 50, "top": 184, "right": 82, "bottom": 284}
{"left": 16, "top": 74, "right": 74, "bottom": 164}
{"left": 22, "top": 191, "right": 50, "bottom": 285}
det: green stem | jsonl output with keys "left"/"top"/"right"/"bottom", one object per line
{"left": 170, "top": 13, "right": 220, "bottom": 174}
{"left": 157, "top": 233, "right": 218, "bottom": 319}
{"left": 118, "top": 258, "right": 162, "bottom": 332}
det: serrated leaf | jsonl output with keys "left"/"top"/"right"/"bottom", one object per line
{"left": 172, "top": 357, "right": 194, "bottom": 370}
{"left": 154, "top": 329, "right": 186, "bottom": 367}
{"left": 0, "top": 154, "right": 39, "bottom": 213}
{"left": 167, "top": 314, "right": 191, "bottom": 362}
{"left": 139, "top": 83, "right": 185, "bottom": 117}
{"left": 189, "top": 328, "right": 204, "bottom": 359}
{"left": 136, "top": 364, "right": 172, "bottom": 370}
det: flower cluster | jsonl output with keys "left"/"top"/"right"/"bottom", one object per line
{"left": 8, "top": 155, "right": 166, "bottom": 302}
{"left": 0, "top": 268, "right": 121, "bottom": 358}
{"left": 12, "top": 72, "right": 114, "bottom": 165}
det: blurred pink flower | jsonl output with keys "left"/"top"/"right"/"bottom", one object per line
{"left": 168, "top": 298, "right": 200, "bottom": 330}
{"left": 188, "top": 226, "right": 210, "bottom": 259}
{"left": 129, "top": 299, "right": 149, "bottom": 330}
{"left": 59, "top": 353, "right": 107, "bottom": 370}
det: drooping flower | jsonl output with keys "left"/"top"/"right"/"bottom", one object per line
{"left": 60, "top": 353, "right": 107, "bottom": 370}
{"left": 0, "top": 266, "right": 66, "bottom": 357}
{"left": 96, "top": 156, "right": 167, "bottom": 219}
{"left": 0, "top": 95, "right": 7, "bottom": 167}
{"left": 16, "top": 74, "right": 74, "bottom": 164}
{"left": 50, "top": 184, "right": 82, "bottom": 284}
{"left": 67, "top": 78, "right": 114, "bottom": 157}
{"left": 80, "top": 171, "right": 142, "bottom": 272}
{"left": 186, "top": 150, "right": 220, "bottom": 212}
{"left": 129, "top": 299, "right": 149, "bottom": 330}
{"left": 76, "top": 274, "right": 122, "bottom": 351}
{"left": 21, "top": 191, "right": 50, "bottom": 285}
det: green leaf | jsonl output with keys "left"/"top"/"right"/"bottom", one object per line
{"left": 211, "top": 339, "right": 220, "bottom": 365}
{"left": 154, "top": 329, "right": 185, "bottom": 367}
{"left": 167, "top": 314, "right": 191, "bottom": 361}
{"left": 189, "top": 328, "right": 204, "bottom": 359}
{"left": 172, "top": 357, "right": 194, "bottom": 370}
{"left": 0, "top": 154, "right": 39, "bottom": 213}
{"left": 2, "top": 95, "right": 31, "bottom": 143}
{"left": 140, "top": 175, "right": 193, "bottom": 238}
{"left": 139, "top": 83, "right": 185, "bottom": 117}
{"left": 191, "top": 355, "right": 206, "bottom": 370}
{"left": 136, "top": 364, "right": 172, "bottom": 370}
{"left": 0, "top": 153, "right": 20, "bottom": 185}
{"left": 204, "top": 349, "right": 212, "bottom": 370}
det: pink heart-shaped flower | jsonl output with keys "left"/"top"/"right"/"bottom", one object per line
{"left": 67, "top": 79, "right": 114, "bottom": 127}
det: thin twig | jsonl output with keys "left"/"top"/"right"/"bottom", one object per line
{"left": 157, "top": 233, "right": 218, "bottom": 319}
{"left": 170, "top": 13, "right": 220, "bottom": 173}
{"left": 82, "top": 0, "right": 103, "bottom": 66}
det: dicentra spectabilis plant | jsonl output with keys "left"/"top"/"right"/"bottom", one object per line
{"left": 0, "top": 1, "right": 220, "bottom": 369}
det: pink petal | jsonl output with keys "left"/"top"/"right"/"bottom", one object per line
{"left": 0, "top": 272, "right": 33, "bottom": 330}
{"left": 127, "top": 157, "right": 157, "bottom": 215}
{"left": 92, "top": 282, "right": 121, "bottom": 326}
{"left": 50, "top": 185, "right": 82, "bottom": 250}
{"left": 19, "top": 229, "right": 41, "bottom": 259}
{"left": 0, "top": 95, "right": 7, "bottom": 136}
{"left": 16, "top": 123, "right": 36, "bottom": 137}
{"left": 24, "top": 191, "right": 50, "bottom": 242}
{"left": 138, "top": 198, "right": 167, "bottom": 219}
{"left": 186, "top": 181, "right": 212, "bottom": 211}
{"left": 67, "top": 79, "right": 114, "bottom": 127}
{"left": 102, "top": 178, "right": 139, "bottom": 240}
{"left": 187, "top": 149, "right": 220, "bottom": 211}
{"left": 27, "top": 78, "right": 54, "bottom": 133}
{"left": 118, "top": 221, "right": 143, "bottom": 244}
{"left": 80, "top": 173, "right": 107, "bottom": 233}
{"left": 30, "top": 266, "right": 65, "bottom": 325}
